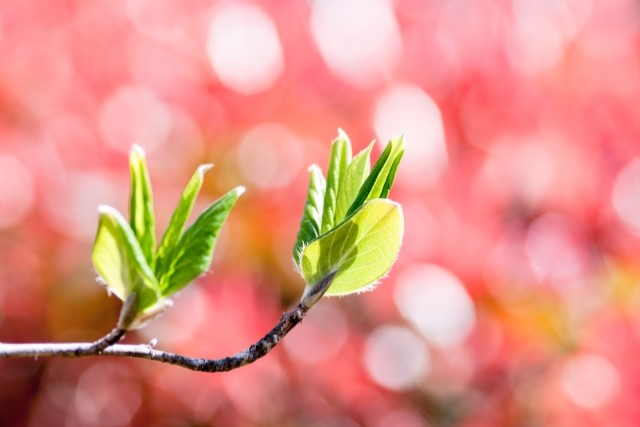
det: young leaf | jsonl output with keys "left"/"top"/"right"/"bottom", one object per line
{"left": 158, "top": 186, "right": 244, "bottom": 296}
{"left": 92, "top": 205, "right": 160, "bottom": 310}
{"left": 293, "top": 165, "right": 326, "bottom": 268}
{"left": 129, "top": 146, "right": 156, "bottom": 266}
{"left": 334, "top": 142, "right": 373, "bottom": 223}
{"left": 380, "top": 144, "right": 403, "bottom": 199}
{"left": 346, "top": 135, "right": 405, "bottom": 217}
{"left": 300, "top": 199, "right": 404, "bottom": 299}
{"left": 155, "top": 164, "right": 213, "bottom": 280}
{"left": 321, "top": 131, "right": 352, "bottom": 234}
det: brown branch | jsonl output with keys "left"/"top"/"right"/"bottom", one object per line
{"left": 86, "top": 326, "right": 127, "bottom": 353}
{"left": 0, "top": 303, "right": 310, "bottom": 373}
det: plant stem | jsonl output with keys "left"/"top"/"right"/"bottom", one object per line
{"left": 0, "top": 303, "right": 309, "bottom": 373}
{"left": 86, "top": 326, "right": 127, "bottom": 353}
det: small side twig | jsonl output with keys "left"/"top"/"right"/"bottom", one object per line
{"left": 86, "top": 326, "right": 126, "bottom": 353}
{"left": 0, "top": 303, "right": 310, "bottom": 373}
{"left": 84, "top": 292, "right": 135, "bottom": 353}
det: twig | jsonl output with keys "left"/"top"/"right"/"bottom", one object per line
{"left": 86, "top": 326, "right": 127, "bottom": 353}
{"left": 0, "top": 303, "right": 309, "bottom": 373}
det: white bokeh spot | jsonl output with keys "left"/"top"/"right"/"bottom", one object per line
{"left": 310, "top": 0, "right": 402, "bottom": 88}
{"left": 394, "top": 264, "right": 475, "bottom": 349}
{"left": 99, "top": 86, "right": 171, "bottom": 154}
{"left": 364, "top": 325, "right": 430, "bottom": 391}
{"left": 562, "top": 354, "right": 620, "bottom": 409}
{"left": 373, "top": 84, "right": 447, "bottom": 187}
{"left": 525, "top": 213, "right": 584, "bottom": 282}
{"left": 207, "top": 4, "right": 283, "bottom": 94}
{"left": 43, "top": 171, "right": 121, "bottom": 241}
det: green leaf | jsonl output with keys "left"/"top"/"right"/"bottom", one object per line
{"left": 129, "top": 145, "right": 156, "bottom": 267}
{"left": 293, "top": 165, "right": 326, "bottom": 268}
{"left": 159, "top": 186, "right": 244, "bottom": 296}
{"left": 300, "top": 199, "right": 404, "bottom": 301}
{"left": 92, "top": 205, "right": 160, "bottom": 310}
{"left": 346, "top": 135, "right": 405, "bottom": 217}
{"left": 334, "top": 142, "right": 373, "bottom": 223}
{"left": 155, "top": 164, "right": 213, "bottom": 280}
{"left": 380, "top": 141, "right": 404, "bottom": 199}
{"left": 321, "top": 131, "right": 352, "bottom": 234}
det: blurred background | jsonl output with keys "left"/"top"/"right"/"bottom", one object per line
{"left": 1, "top": 0, "right": 640, "bottom": 425}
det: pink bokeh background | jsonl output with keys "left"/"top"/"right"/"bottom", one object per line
{"left": 2, "top": 0, "right": 640, "bottom": 426}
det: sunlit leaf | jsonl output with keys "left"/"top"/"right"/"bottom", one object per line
{"left": 300, "top": 199, "right": 404, "bottom": 302}
{"left": 293, "top": 165, "right": 325, "bottom": 267}
{"left": 92, "top": 205, "right": 160, "bottom": 310}
{"left": 334, "top": 142, "right": 373, "bottom": 223}
{"left": 321, "top": 131, "right": 352, "bottom": 234}
{"left": 159, "top": 186, "right": 244, "bottom": 296}
{"left": 155, "top": 164, "right": 213, "bottom": 281}
{"left": 346, "top": 135, "right": 405, "bottom": 217}
{"left": 129, "top": 145, "right": 156, "bottom": 267}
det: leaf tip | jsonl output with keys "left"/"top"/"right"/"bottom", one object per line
{"left": 97, "top": 204, "right": 116, "bottom": 215}
{"left": 197, "top": 163, "right": 214, "bottom": 175}
{"left": 234, "top": 186, "right": 246, "bottom": 196}
{"left": 307, "top": 164, "right": 321, "bottom": 174}
{"left": 130, "top": 144, "right": 145, "bottom": 158}
{"left": 392, "top": 134, "right": 406, "bottom": 149}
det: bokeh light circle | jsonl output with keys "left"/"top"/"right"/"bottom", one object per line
{"left": 43, "top": 171, "right": 121, "bottom": 241}
{"left": 363, "top": 325, "right": 430, "bottom": 391}
{"left": 373, "top": 84, "right": 447, "bottom": 187}
{"left": 525, "top": 213, "right": 585, "bottom": 283}
{"left": 206, "top": 4, "right": 283, "bottom": 94}
{"left": 310, "top": 0, "right": 402, "bottom": 88}
{"left": 394, "top": 264, "right": 475, "bottom": 349}
{"left": 561, "top": 354, "right": 620, "bottom": 409}
{"left": 74, "top": 363, "right": 142, "bottom": 426}
{"left": 98, "top": 85, "right": 172, "bottom": 154}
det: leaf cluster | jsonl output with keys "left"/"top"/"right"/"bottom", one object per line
{"left": 292, "top": 131, "right": 405, "bottom": 307}
{"left": 92, "top": 146, "right": 243, "bottom": 329}
{"left": 91, "top": 131, "right": 404, "bottom": 330}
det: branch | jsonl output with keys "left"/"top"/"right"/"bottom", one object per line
{"left": 0, "top": 303, "right": 309, "bottom": 373}
{"left": 87, "top": 326, "right": 127, "bottom": 353}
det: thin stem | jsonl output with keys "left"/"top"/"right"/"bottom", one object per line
{"left": 86, "top": 326, "right": 126, "bottom": 353}
{"left": 0, "top": 303, "right": 309, "bottom": 373}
